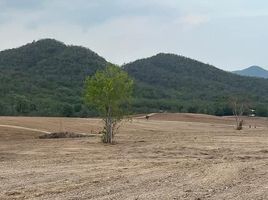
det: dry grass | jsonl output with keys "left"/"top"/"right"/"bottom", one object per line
{"left": 0, "top": 114, "right": 267, "bottom": 200}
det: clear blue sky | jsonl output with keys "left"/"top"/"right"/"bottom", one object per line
{"left": 0, "top": 0, "right": 267, "bottom": 70}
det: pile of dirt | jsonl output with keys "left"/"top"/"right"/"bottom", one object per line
{"left": 39, "top": 132, "right": 88, "bottom": 139}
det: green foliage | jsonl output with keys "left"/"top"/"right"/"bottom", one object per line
{"left": 255, "top": 104, "right": 268, "bottom": 117}
{"left": 84, "top": 64, "right": 133, "bottom": 143}
{"left": 123, "top": 53, "right": 268, "bottom": 116}
{"left": 85, "top": 64, "right": 133, "bottom": 117}
{"left": 0, "top": 40, "right": 268, "bottom": 117}
{"left": 0, "top": 39, "right": 107, "bottom": 116}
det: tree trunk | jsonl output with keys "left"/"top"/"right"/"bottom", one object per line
{"left": 105, "top": 106, "right": 113, "bottom": 143}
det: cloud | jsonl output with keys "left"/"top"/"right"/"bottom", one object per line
{"left": 0, "top": 0, "right": 268, "bottom": 70}
{"left": 179, "top": 14, "right": 210, "bottom": 28}
{"left": 0, "top": 0, "right": 45, "bottom": 12}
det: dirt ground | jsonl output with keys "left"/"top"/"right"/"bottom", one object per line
{"left": 0, "top": 114, "right": 267, "bottom": 200}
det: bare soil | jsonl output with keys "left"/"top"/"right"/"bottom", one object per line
{"left": 0, "top": 114, "right": 267, "bottom": 200}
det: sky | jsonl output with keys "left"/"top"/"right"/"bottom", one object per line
{"left": 0, "top": 0, "right": 268, "bottom": 71}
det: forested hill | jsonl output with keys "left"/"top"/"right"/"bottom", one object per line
{"left": 1, "top": 40, "right": 268, "bottom": 117}
{"left": 123, "top": 53, "right": 268, "bottom": 116}
{"left": 0, "top": 39, "right": 107, "bottom": 116}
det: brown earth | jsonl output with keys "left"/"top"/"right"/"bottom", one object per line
{"left": 0, "top": 114, "right": 267, "bottom": 200}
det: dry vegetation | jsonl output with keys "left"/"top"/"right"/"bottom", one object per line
{"left": 0, "top": 114, "right": 267, "bottom": 200}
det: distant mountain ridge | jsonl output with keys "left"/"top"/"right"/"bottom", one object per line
{"left": 0, "top": 39, "right": 268, "bottom": 117}
{"left": 232, "top": 66, "right": 268, "bottom": 78}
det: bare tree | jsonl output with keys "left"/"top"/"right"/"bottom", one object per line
{"left": 230, "top": 97, "right": 249, "bottom": 130}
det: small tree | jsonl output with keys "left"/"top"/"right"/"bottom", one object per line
{"left": 230, "top": 97, "right": 249, "bottom": 130}
{"left": 84, "top": 64, "right": 133, "bottom": 143}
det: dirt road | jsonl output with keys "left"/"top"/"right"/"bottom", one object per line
{"left": 0, "top": 114, "right": 267, "bottom": 199}
{"left": 0, "top": 124, "right": 50, "bottom": 134}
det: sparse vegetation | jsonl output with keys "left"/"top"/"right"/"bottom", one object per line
{"left": 230, "top": 97, "right": 249, "bottom": 130}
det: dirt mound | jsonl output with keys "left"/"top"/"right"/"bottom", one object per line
{"left": 39, "top": 132, "right": 89, "bottom": 139}
{"left": 141, "top": 113, "right": 236, "bottom": 125}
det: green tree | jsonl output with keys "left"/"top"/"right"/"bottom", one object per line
{"left": 61, "top": 103, "right": 74, "bottom": 117}
{"left": 85, "top": 64, "right": 133, "bottom": 143}
{"left": 14, "top": 95, "right": 31, "bottom": 114}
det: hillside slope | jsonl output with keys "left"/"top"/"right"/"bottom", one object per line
{"left": 233, "top": 66, "right": 268, "bottom": 78}
{"left": 1, "top": 40, "right": 268, "bottom": 117}
{"left": 123, "top": 53, "right": 268, "bottom": 116}
{"left": 0, "top": 39, "right": 107, "bottom": 116}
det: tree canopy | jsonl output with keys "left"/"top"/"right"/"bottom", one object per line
{"left": 85, "top": 64, "right": 133, "bottom": 143}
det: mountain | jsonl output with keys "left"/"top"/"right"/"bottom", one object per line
{"left": 233, "top": 66, "right": 268, "bottom": 78}
{"left": 0, "top": 39, "right": 107, "bottom": 116}
{"left": 1, "top": 40, "right": 268, "bottom": 117}
{"left": 123, "top": 53, "right": 268, "bottom": 116}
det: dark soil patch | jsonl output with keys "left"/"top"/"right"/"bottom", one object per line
{"left": 39, "top": 132, "right": 89, "bottom": 139}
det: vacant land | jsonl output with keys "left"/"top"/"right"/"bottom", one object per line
{"left": 0, "top": 114, "right": 267, "bottom": 200}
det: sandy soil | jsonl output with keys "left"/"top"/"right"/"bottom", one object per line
{"left": 0, "top": 114, "right": 267, "bottom": 200}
